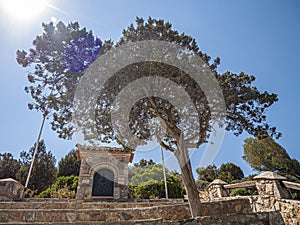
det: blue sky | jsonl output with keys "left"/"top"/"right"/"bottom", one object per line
{"left": 0, "top": 0, "right": 299, "bottom": 176}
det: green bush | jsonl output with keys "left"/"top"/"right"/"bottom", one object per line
{"left": 36, "top": 187, "right": 51, "bottom": 198}
{"left": 165, "top": 176, "right": 184, "bottom": 198}
{"left": 36, "top": 175, "right": 78, "bottom": 198}
{"left": 128, "top": 175, "right": 184, "bottom": 199}
{"left": 53, "top": 175, "right": 78, "bottom": 191}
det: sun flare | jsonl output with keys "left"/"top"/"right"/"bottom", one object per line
{"left": 0, "top": 0, "right": 48, "bottom": 21}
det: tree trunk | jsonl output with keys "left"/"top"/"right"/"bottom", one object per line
{"left": 175, "top": 142, "right": 202, "bottom": 218}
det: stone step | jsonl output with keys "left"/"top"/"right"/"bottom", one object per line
{"left": 0, "top": 204, "right": 190, "bottom": 223}
{"left": 0, "top": 199, "right": 184, "bottom": 210}
{"left": 0, "top": 212, "right": 285, "bottom": 225}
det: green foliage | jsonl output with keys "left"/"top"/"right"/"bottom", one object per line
{"left": 57, "top": 149, "right": 80, "bottom": 177}
{"left": 52, "top": 175, "right": 78, "bottom": 191}
{"left": 130, "top": 163, "right": 169, "bottom": 186}
{"left": 128, "top": 159, "right": 184, "bottom": 199}
{"left": 165, "top": 175, "right": 185, "bottom": 198}
{"left": 129, "top": 176, "right": 184, "bottom": 199}
{"left": 36, "top": 175, "right": 78, "bottom": 198}
{"left": 130, "top": 180, "right": 161, "bottom": 199}
{"left": 36, "top": 187, "right": 52, "bottom": 198}
{"left": 243, "top": 136, "right": 300, "bottom": 179}
{"left": 129, "top": 159, "right": 156, "bottom": 181}
{"left": 196, "top": 165, "right": 218, "bottom": 182}
{"left": 218, "top": 163, "right": 244, "bottom": 183}
{"left": 0, "top": 153, "right": 21, "bottom": 179}
{"left": 16, "top": 140, "right": 57, "bottom": 194}
{"left": 196, "top": 163, "right": 244, "bottom": 183}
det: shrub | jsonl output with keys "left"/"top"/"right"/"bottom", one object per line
{"left": 36, "top": 175, "right": 78, "bottom": 198}
{"left": 128, "top": 175, "right": 184, "bottom": 199}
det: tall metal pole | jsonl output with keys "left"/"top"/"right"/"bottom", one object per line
{"left": 23, "top": 75, "right": 59, "bottom": 198}
{"left": 23, "top": 114, "right": 46, "bottom": 197}
{"left": 160, "top": 146, "right": 168, "bottom": 199}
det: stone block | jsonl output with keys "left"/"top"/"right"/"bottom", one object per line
{"left": 0, "top": 178, "right": 24, "bottom": 200}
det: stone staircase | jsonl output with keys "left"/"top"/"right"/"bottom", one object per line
{"left": 0, "top": 199, "right": 285, "bottom": 224}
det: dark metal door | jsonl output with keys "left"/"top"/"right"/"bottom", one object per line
{"left": 92, "top": 169, "right": 114, "bottom": 196}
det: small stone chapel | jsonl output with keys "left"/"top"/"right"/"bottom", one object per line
{"left": 75, "top": 144, "right": 134, "bottom": 200}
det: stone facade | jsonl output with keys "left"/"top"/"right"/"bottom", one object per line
{"left": 76, "top": 144, "right": 133, "bottom": 200}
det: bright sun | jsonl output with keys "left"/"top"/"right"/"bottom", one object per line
{"left": 0, "top": 0, "right": 48, "bottom": 21}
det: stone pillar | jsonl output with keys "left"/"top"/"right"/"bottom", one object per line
{"left": 207, "top": 179, "right": 229, "bottom": 200}
{"left": 0, "top": 178, "right": 24, "bottom": 200}
{"left": 253, "top": 171, "right": 291, "bottom": 211}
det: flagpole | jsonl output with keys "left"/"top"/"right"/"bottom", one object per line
{"left": 22, "top": 113, "right": 46, "bottom": 197}
{"left": 160, "top": 146, "right": 168, "bottom": 199}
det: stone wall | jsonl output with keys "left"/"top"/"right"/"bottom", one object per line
{"left": 0, "top": 198, "right": 258, "bottom": 224}
{"left": 180, "top": 211, "right": 285, "bottom": 225}
{"left": 278, "top": 199, "right": 300, "bottom": 224}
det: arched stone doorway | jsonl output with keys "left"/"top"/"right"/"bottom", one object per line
{"left": 92, "top": 169, "right": 114, "bottom": 197}
{"left": 76, "top": 145, "right": 134, "bottom": 200}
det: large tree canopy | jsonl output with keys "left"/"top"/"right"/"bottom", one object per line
{"left": 16, "top": 18, "right": 279, "bottom": 141}
{"left": 17, "top": 17, "right": 280, "bottom": 217}
{"left": 243, "top": 136, "right": 300, "bottom": 180}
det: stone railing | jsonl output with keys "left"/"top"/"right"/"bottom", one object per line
{"left": 206, "top": 171, "right": 300, "bottom": 224}
{"left": 206, "top": 171, "right": 296, "bottom": 201}
{"left": 282, "top": 180, "right": 300, "bottom": 191}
